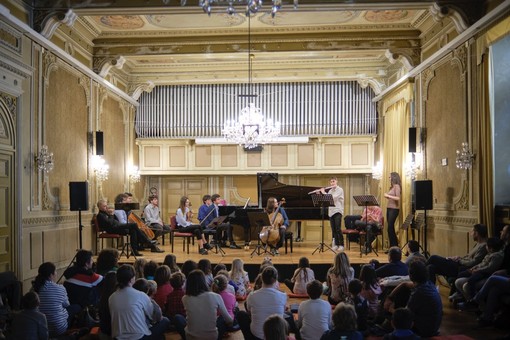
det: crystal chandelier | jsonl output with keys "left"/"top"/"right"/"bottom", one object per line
{"left": 91, "top": 155, "right": 109, "bottom": 183}
{"left": 182, "top": 0, "right": 298, "bottom": 17}
{"left": 128, "top": 165, "right": 141, "bottom": 184}
{"left": 456, "top": 142, "right": 475, "bottom": 169}
{"left": 35, "top": 145, "right": 54, "bottom": 174}
{"left": 372, "top": 161, "right": 383, "bottom": 180}
{"left": 221, "top": 14, "right": 281, "bottom": 149}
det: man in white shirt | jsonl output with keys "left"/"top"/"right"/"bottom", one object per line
{"left": 143, "top": 195, "right": 171, "bottom": 240}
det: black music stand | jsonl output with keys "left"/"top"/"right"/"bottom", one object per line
{"left": 311, "top": 193, "right": 336, "bottom": 255}
{"left": 248, "top": 211, "right": 272, "bottom": 257}
{"left": 353, "top": 195, "right": 380, "bottom": 256}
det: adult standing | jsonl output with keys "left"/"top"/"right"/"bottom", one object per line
{"left": 144, "top": 195, "right": 171, "bottom": 240}
{"left": 321, "top": 176, "right": 344, "bottom": 252}
{"left": 384, "top": 172, "right": 401, "bottom": 248}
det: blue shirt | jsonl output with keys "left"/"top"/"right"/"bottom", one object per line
{"left": 198, "top": 204, "right": 215, "bottom": 227}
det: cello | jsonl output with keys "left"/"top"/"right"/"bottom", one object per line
{"left": 260, "top": 198, "right": 285, "bottom": 247}
{"left": 128, "top": 212, "right": 156, "bottom": 240}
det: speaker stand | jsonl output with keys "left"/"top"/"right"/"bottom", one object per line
{"left": 58, "top": 209, "right": 85, "bottom": 283}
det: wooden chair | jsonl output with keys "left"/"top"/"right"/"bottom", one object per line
{"left": 342, "top": 215, "right": 362, "bottom": 249}
{"left": 92, "top": 215, "right": 122, "bottom": 255}
{"left": 169, "top": 215, "right": 194, "bottom": 254}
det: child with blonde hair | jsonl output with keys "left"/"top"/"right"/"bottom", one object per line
{"left": 229, "top": 258, "right": 250, "bottom": 297}
{"left": 326, "top": 252, "right": 354, "bottom": 304}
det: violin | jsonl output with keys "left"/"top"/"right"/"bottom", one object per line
{"left": 186, "top": 204, "right": 194, "bottom": 222}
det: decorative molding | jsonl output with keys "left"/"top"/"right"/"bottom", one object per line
{"left": 452, "top": 44, "right": 468, "bottom": 75}
{"left": 226, "top": 187, "right": 250, "bottom": 206}
{"left": 454, "top": 176, "right": 470, "bottom": 211}
{"left": 42, "top": 52, "right": 58, "bottom": 88}
{"left": 430, "top": 3, "right": 469, "bottom": 33}
{"left": 421, "top": 68, "right": 435, "bottom": 102}
{"left": 97, "top": 87, "right": 109, "bottom": 125}
{"left": 78, "top": 76, "right": 91, "bottom": 108}
{"left": 98, "top": 56, "right": 126, "bottom": 78}
{"left": 0, "top": 21, "right": 22, "bottom": 54}
{"left": 0, "top": 93, "right": 16, "bottom": 119}
{"left": 0, "top": 51, "right": 33, "bottom": 79}
{"left": 42, "top": 182, "right": 60, "bottom": 211}
{"left": 38, "top": 9, "right": 78, "bottom": 39}
{"left": 356, "top": 78, "right": 386, "bottom": 95}
{"left": 22, "top": 214, "right": 90, "bottom": 226}
{"left": 129, "top": 81, "right": 155, "bottom": 100}
{"left": 431, "top": 214, "right": 477, "bottom": 227}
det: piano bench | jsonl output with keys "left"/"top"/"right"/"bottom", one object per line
{"left": 284, "top": 231, "right": 293, "bottom": 254}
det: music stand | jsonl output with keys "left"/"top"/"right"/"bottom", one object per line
{"left": 353, "top": 195, "right": 380, "bottom": 256}
{"left": 248, "top": 211, "right": 272, "bottom": 257}
{"left": 311, "top": 193, "right": 336, "bottom": 255}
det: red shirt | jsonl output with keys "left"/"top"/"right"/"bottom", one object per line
{"left": 154, "top": 283, "right": 173, "bottom": 310}
{"left": 165, "top": 287, "right": 186, "bottom": 317}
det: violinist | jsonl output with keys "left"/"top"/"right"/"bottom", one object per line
{"left": 144, "top": 195, "right": 171, "bottom": 240}
{"left": 176, "top": 196, "right": 212, "bottom": 255}
{"left": 265, "top": 197, "right": 289, "bottom": 256}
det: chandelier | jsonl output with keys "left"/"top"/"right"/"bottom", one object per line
{"left": 35, "top": 145, "right": 54, "bottom": 174}
{"left": 221, "top": 13, "right": 281, "bottom": 149}
{"left": 456, "top": 142, "right": 475, "bottom": 169}
{"left": 177, "top": 0, "right": 298, "bottom": 17}
{"left": 91, "top": 155, "right": 109, "bottom": 183}
{"left": 128, "top": 165, "right": 141, "bottom": 184}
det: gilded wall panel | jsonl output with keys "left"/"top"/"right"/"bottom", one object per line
{"left": 297, "top": 145, "right": 314, "bottom": 166}
{"left": 196, "top": 146, "right": 212, "bottom": 167}
{"left": 45, "top": 67, "right": 88, "bottom": 209}
{"left": 169, "top": 146, "right": 186, "bottom": 167}
{"left": 351, "top": 143, "right": 369, "bottom": 165}
{"left": 270, "top": 145, "right": 288, "bottom": 167}
{"left": 220, "top": 145, "right": 237, "bottom": 167}
{"left": 324, "top": 144, "right": 342, "bottom": 166}
{"left": 423, "top": 58, "right": 466, "bottom": 207}
{"left": 101, "top": 97, "right": 126, "bottom": 200}
{"left": 247, "top": 152, "right": 261, "bottom": 167}
{"left": 29, "top": 231, "right": 43, "bottom": 270}
{"left": 144, "top": 146, "right": 161, "bottom": 167}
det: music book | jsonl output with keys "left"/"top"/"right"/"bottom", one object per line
{"left": 207, "top": 215, "right": 227, "bottom": 228}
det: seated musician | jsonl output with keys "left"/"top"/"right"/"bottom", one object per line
{"left": 354, "top": 205, "right": 383, "bottom": 253}
{"left": 143, "top": 195, "right": 171, "bottom": 240}
{"left": 96, "top": 199, "right": 163, "bottom": 256}
{"left": 265, "top": 197, "right": 289, "bottom": 255}
{"left": 211, "top": 194, "right": 241, "bottom": 249}
{"left": 176, "top": 196, "right": 212, "bottom": 255}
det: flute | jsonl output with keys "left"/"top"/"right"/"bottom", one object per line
{"left": 307, "top": 185, "right": 335, "bottom": 195}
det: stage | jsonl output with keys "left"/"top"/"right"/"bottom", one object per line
{"left": 115, "top": 239, "right": 388, "bottom": 281}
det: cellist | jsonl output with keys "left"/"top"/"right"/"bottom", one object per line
{"left": 265, "top": 197, "right": 289, "bottom": 256}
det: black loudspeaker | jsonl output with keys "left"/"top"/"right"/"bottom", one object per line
{"left": 409, "top": 127, "right": 417, "bottom": 153}
{"left": 95, "top": 131, "right": 104, "bottom": 156}
{"left": 69, "top": 181, "right": 89, "bottom": 211}
{"left": 414, "top": 180, "right": 433, "bottom": 210}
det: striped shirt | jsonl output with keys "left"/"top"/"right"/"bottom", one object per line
{"left": 37, "top": 280, "right": 70, "bottom": 337}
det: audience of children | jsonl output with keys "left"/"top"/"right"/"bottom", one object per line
{"left": 297, "top": 280, "right": 332, "bottom": 340}
{"left": 229, "top": 258, "right": 251, "bottom": 298}
{"left": 404, "top": 240, "right": 425, "bottom": 266}
{"left": 346, "top": 279, "right": 369, "bottom": 333}
{"left": 153, "top": 265, "right": 173, "bottom": 310}
{"left": 326, "top": 252, "right": 354, "bottom": 304}
{"left": 320, "top": 302, "right": 364, "bottom": 340}
{"left": 182, "top": 269, "right": 233, "bottom": 340}
{"left": 163, "top": 253, "right": 181, "bottom": 274}
{"left": 359, "top": 264, "right": 382, "bottom": 318}
{"left": 9, "top": 291, "right": 48, "bottom": 340}
{"left": 134, "top": 257, "right": 148, "bottom": 279}
{"left": 263, "top": 314, "right": 296, "bottom": 340}
{"left": 382, "top": 307, "right": 420, "bottom": 340}
{"left": 143, "top": 260, "right": 159, "bottom": 281}
{"left": 198, "top": 258, "right": 214, "bottom": 288}
{"left": 212, "top": 274, "right": 238, "bottom": 329}
{"left": 284, "top": 256, "right": 315, "bottom": 295}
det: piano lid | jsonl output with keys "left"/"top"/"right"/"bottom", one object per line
{"left": 258, "top": 173, "right": 321, "bottom": 208}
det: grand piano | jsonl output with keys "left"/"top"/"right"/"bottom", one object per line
{"left": 219, "top": 173, "right": 323, "bottom": 242}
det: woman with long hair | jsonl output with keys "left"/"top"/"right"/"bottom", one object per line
{"left": 183, "top": 270, "right": 233, "bottom": 339}
{"left": 326, "top": 252, "right": 354, "bottom": 305}
{"left": 176, "top": 196, "right": 211, "bottom": 255}
{"left": 32, "top": 262, "right": 81, "bottom": 338}
{"left": 384, "top": 172, "right": 402, "bottom": 247}
{"left": 284, "top": 256, "right": 315, "bottom": 295}
{"left": 163, "top": 254, "right": 181, "bottom": 274}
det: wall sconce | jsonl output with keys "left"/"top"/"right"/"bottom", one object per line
{"left": 91, "top": 155, "right": 109, "bottom": 182}
{"left": 405, "top": 152, "right": 422, "bottom": 180}
{"left": 35, "top": 145, "right": 54, "bottom": 174}
{"left": 128, "top": 165, "right": 141, "bottom": 183}
{"left": 456, "top": 142, "right": 475, "bottom": 169}
{"left": 372, "top": 161, "right": 383, "bottom": 180}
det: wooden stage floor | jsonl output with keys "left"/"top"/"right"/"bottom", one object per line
{"left": 116, "top": 239, "right": 388, "bottom": 267}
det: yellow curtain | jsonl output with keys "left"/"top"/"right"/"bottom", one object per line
{"left": 381, "top": 97, "right": 411, "bottom": 247}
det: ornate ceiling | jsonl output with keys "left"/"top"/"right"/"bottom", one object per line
{"left": 23, "top": 0, "right": 488, "bottom": 95}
